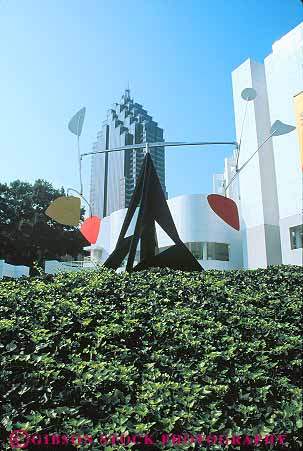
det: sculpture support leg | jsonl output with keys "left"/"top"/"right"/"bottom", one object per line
{"left": 104, "top": 153, "right": 203, "bottom": 272}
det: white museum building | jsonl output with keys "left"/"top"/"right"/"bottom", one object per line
{"left": 220, "top": 22, "right": 302, "bottom": 268}
{"left": 83, "top": 194, "right": 243, "bottom": 271}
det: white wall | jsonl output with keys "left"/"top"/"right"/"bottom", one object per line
{"left": 0, "top": 260, "right": 30, "bottom": 279}
{"left": 232, "top": 59, "right": 282, "bottom": 268}
{"left": 279, "top": 215, "right": 303, "bottom": 265}
{"left": 264, "top": 23, "right": 303, "bottom": 265}
{"left": 231, "top": 24, "right": 303, "bottom": 268}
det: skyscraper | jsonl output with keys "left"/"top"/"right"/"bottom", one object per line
{"left": 90, "top": 90, "right": 167, "bottom": 218}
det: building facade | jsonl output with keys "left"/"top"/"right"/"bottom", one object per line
{"left": 264, "top": 24, "right": 303, "bottom": 265}
{"left": 215, "top": 23, "right": 303, "bottom": 268}
{"left": 232, "top": 58, "right": 283, "bottom": 268}
{"left": 90, "top": 90, "right": 167, "bottom": 218}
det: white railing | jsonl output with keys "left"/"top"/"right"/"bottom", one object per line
{"left": 44, "top": 260, "right": 98, "bottom": 275}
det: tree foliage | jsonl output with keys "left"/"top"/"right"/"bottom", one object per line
{"left": 0, "top": 179, "right": 86, "bottom": 270}
{"left": 0, "top": 265, "right": 302, "bottom": 450}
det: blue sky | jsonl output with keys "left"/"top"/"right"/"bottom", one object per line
{"left": 0, "top": 0, "right": 302, "bottom": 204}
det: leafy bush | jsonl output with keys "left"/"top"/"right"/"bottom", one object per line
{"left": 0, "top": 266, "right": 302, "bottom": 450}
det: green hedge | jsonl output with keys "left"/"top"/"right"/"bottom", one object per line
{"left": 0, "top": 266, "right": 302, "bottom": 450}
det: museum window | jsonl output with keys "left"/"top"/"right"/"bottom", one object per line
{"left": 186, "top": 242, "right": 204, "bottom": 260}
{"left": 159, "top": 242, "right": 230, "bottom": 261}
{"left": 207, "top": 242, "right": 229, "bottom": 261}
{"left": 289, "top": 224, "right": 303, "bottom": 250}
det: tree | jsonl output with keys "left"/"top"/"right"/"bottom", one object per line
{"left": 0, "top": 179, "right": 87, "bottom": 271}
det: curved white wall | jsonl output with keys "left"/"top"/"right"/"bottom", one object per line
{"left": 89, "top": 194, "right": 243, "bottom": 270}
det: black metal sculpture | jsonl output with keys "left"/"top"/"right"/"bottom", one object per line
{"left": 104, "top": 153, "right": 203, "bottom": 272}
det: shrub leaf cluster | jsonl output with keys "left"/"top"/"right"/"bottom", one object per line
{"left": 0, "top": 265, "right": 302, "bottom": 450}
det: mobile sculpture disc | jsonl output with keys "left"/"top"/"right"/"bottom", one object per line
{"left": 45, "top": 88, "right": 296, "bottom": 271}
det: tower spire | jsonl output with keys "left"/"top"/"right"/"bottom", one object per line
{"left": 125, "top": 82, "right": 130, "bottom": 101}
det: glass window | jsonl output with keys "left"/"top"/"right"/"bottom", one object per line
{"left": 157, "top": 242, "right": 230, "bottom": 261}
{"left": 207, "top": 242, "right": 229, "bottom": 261}
{"left": 186, "top": 242, "right": 203, "bottom": 260}
{"left": 289, "top": 225, "right": 303, "bottom": 250}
